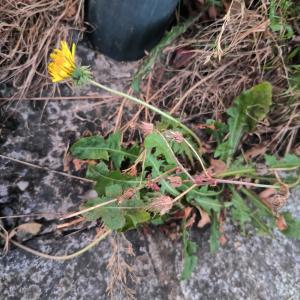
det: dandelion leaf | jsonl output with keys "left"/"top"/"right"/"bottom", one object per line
{"left": 83, "top": 197, "right": 126, "bottom": 230}
{"left": 230, "top": 188, "right": 252, "bottom": 230}
{"left": 124, "top": 210, "right": 151, "bottom": 231}
{"left": 216, "top": 82, "right": 272, "bottom": 162}
{"left": 265, "top": 154, "right": 300, "bottom": 169}
{"left": 180, "top": 229, "right": 198, "bottom": 280}
{"left": 240, "top": 188, "right": 275, "bottom": 235}
{"left": 88, "top": 162, "right": 139, "bottom": 196}
{"left": 281, "top": 212, "right": 300, "bottom": 239}
{"left": 145, "top": 151, "right": 179, "bottom": 196}
{"left": 209, "top": 212, "right": 220, "bottom": 253}
{"left": 105, "top": 184, "right": 123, "bottom": 198}
{"left": 186, "top": 191, "right": 230, "bottom": 213}
{"left": 71, "top": 131, "right": 137, "bottom": 169}
{"left": 145, "top": 132, "right": 176, "bottom": 165}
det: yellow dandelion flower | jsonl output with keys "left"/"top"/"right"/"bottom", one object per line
{"left": 48, "top": 41, "right": 76, "bottom": 83}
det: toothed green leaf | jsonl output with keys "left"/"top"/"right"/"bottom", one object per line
{"left": 230, "top": 188, "right": 252, "bottom": 230}
{"left": 186, "top": 191, "right": 231, "bottom": 213}
{"left": 265, "top": 154, "right": 300, "bottom": 169}
{"left": 145, "top": 151, "right": 179, "bottom": 196}
{"left": 281, "top": 212, "right": 300, "bottom": 239}
{"left": 71, "top": 131, "right": 137, "bottom": 169}
{"left": 209, "top": 212, "right": 220, "bottom": 253}
{"left": 216, "top": 82, "right": 272, "bottom": 162}
{"left": 144, "top": 132, "right": 176, "bottom": 165}
{"left": 240, "top": 188, "right": 275, "bottom": 235}
{"left": 124, "top": 210, "right": 151, "bottom": 231}
{"left": 84, "top": 197, "right": 126, "bottom": 230}
{"left": 105, "top": 184, "right": 123, "bottom": 198}
{"left": 180, "top": 229, "right": 198, "bottom": 280}
{"left": 88, "top": 162, "right": 140, "bottom": 196}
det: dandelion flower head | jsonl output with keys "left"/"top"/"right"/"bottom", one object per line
{"left": 48, "top": 41, "right": 76, "bottom": 83}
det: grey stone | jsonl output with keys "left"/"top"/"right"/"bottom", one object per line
{"left": 0, "top": 184, "right": 8, "bottom": 197}
{"left": 17, "top": 180, "right": 29, "bottom": 191}
{"left": 0, "top": 44, "right": 299, "bottom": 300}
{"left": 0, "top": 184, "right": 9, "bottom": 204}
{"left": 0, "top": 218, "right": 300, "bottom": 300}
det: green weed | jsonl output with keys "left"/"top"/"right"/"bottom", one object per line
{"left": 269, "top": 0, "right": 294, "bottom": 39}
{"left": 71, "top": 82, "right": 300, "bottom": 279}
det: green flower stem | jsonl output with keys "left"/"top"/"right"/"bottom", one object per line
{"left": 89, "top": 80, "right": 201, "bottom": 146}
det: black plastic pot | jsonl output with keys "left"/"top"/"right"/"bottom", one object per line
{"left": 85, "top": 0, "right": 179, "bottom": 61}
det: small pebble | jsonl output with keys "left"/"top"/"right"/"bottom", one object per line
{"left": 17, "top": 181, "right": 29, "bottom": 191}
{"left": 234, "top": 241, "right": 241, "bottom": 249}
{"left": 1, "top": 207, "right": 15, "bottom": 228}
{"left": 82, "top": 190, "right": 98, "bottom": 200}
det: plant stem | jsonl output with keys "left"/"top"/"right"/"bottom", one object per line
{"left": 89, "top": 80, "right": 201, "bottom": 146}
{"left": 214, "top": 178, "right": 280, "bottom": 189}
{"left": 218, "top": 167, "right": 300, "bottom": 178}
{"left": 62, "top": 198, "right": 118, "bottom": 220}
{"left": 240, "top": 187, "right": 274, "bottom": 217}
{"left": 157, "top": 131, "right": 194, "bottom": 181}
{"left": 172, "top": 184, "right": 198, "bottom": 203}
{"left": 183, "top": 137, "right": 208, "bottom": 175}
{"left": 0, "top": 154, "right": 94, "bottom": 183}
{"left": 0, "top": 230, "right": 111, "bottom": 261}
{"left": 216, "top": 168, "right": 256, "bottom": 178}
{"left": 63, "top": 167, "right": 180, "bottom": 220}
{"left": 287, "top": 175, "right": 300, "bottom": 188}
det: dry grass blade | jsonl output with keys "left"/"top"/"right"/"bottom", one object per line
{"left": 122, "top": 0, "right": 299, "bottom": 153}
{"left": 0, "top": 154, "right": 94, "bottom": 183}
{"left": 154, "top": 0, "right": 273, "bottom": 120}
{"left": 0, "top": 225, "right": 9, "bottom": 255}
{"left": 106, "top": 234, "right": 136, "bottom": 300}
{"left": 0, "top": 0, "right": 85, "bottom": 99}
{"left": 0, "top": 228, "right": 111, "bottom": 260}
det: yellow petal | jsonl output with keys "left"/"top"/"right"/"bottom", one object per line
{"left": 48, "top": 41, "right": 76, "bottom": 83}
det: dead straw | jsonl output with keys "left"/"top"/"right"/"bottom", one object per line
{"left": 0, "top": 0, "right": 85, "bottom": 99}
